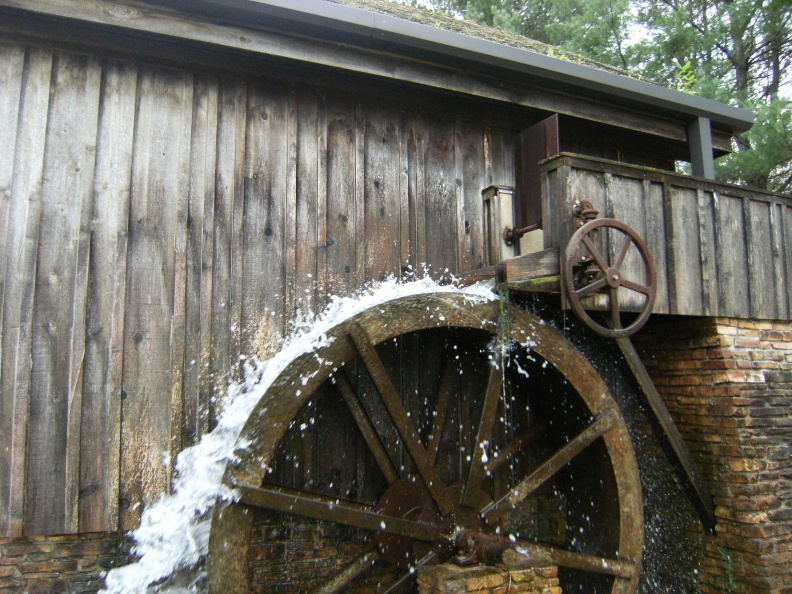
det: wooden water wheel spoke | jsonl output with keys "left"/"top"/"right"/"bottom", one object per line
{"left": 314, "top": 547, "right": 381, "bottom": 594}
{"left": 481, "top": 409, "right": 618, "bottom": 522}
{"left": 380, "top": 551, "right": 437, "bottom": 594}
{"left": 427, "top": 361, "right": 455, "bottom": 467}
{"left": 349, "top": 323, "right": 454, "bottom": 515}
{"left": 233, "top": 482, "right": 440, "bottom": 541}
{"left": 576, "top": 276, "right": 607, "bottom": 299}
{"left": 462, "top": 366, "right": 503, "bottom": 507}
{"left": 488, "top": 423, "right": 547, "bottom": 474}
{"left": 335, "top": 370, "right": 399, "bottom": 485}
{"left": 505, "top": 543, "right": 637, "bottom": 579}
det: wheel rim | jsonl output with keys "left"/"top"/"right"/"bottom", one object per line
{"left": 208, "top": 293, "right": 643, "bottom": 593}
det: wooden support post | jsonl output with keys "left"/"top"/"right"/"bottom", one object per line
{"left": 483, "top": 185, "right": 516, "bottom": 265}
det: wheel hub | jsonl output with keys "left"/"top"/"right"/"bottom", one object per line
{"left": 375, "top": 478, "right": 494, "bottom": 569}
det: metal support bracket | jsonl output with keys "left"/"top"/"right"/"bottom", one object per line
{"left": 615, "top": 335, "right": 717, "bottom": 532}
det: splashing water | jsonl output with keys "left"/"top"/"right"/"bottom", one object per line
{"left": 101, "top": 276, "right": 496, "bottom": 593}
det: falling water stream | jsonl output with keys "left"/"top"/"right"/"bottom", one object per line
{"left": 101, "top": 276, "right": 497, "bottom": 593}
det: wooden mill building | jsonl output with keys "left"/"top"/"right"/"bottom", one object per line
{"left": 0, "top": 0, "right": 790, "bottom": 592}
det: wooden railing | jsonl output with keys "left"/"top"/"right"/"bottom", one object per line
{"left": 540, "top": 153, "right": 792, "bottom": 320}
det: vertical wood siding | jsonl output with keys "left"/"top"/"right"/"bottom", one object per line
{"left": 543, "top": 154, "right": 792, "bottom": 321}
{"left": 0, "top": 42, "right": 513, "bottom": 536}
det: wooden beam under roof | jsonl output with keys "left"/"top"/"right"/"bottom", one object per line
{"left": 0, "top": 0, "right": 733, "bottom": 152}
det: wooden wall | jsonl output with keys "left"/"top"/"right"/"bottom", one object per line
{"left": 0, "top": 41, "right": 515, "bottom": 537}
{"left": 542, "top": 154, "right": 792, "bottom": 320}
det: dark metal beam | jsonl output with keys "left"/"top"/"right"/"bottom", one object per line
{"left": 615, "top": 337, "right": 717, "bottom": 531}
{"left": 688, "top": 116, "right": 716, "bottom": 179}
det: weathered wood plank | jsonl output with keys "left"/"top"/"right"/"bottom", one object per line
{"left": 242, "top": 81, "right": 287, "bottom": 348}
{"left": 498, "top": 248, "right": 560, "bottom": 284}
{"left": 641, "top": 180, "right": 670, "bottom": 315}
{"left": 0, "top": 47, "right": 52, "bottom": 538}
{"left": 770, "top": 204, "right": 788, "bottom": 318}
{"left": 324, "top": 97, "right": 358, "bottom": 299}
{"left": 713, "top": 193, "right": 749, "bottom": 318}
{"left": 607, "top": 174, "right": 648, "bottom": 313}
{"left": 26, "top": 53, "right": 101, "bottom": 534}
{"left": 745, "top": 199, "right": 775, "bottom": 319}
{"left": 354, "top": 102, "right": 366, "bottom": 287}
{"left": 167, "top": 73, "right": 194, "bottom": 476}
{"left": 398, "top": 111, "right": 411, "bottom": 278}
{"left": 182, "top": 74, "right": 218, "bottom": 448}
{"left": 119, "top": 66, "right": 193, "bottom": 530}
{"left": 210, "top": 77, "right": 246, "bottom": 419}
{"left": 784, "top": 205, "right": 792, "bottom": 319}
{"left": 0, "top": 42, "right": 24, "bottom": 538}
{"left": 667, "top": 186, "right": 702, "bottom": 316}
{"left": 291, "top": 91, "right": 321, "bottom": 316}
{"left": 315, "top": 95, "right": 329, "bottom": 308}
{"left": 79, "top": 59, "right": 137, "bottom": 533}
{"left": 696, "top": 190, "right": 718, "bottom": 316}
{"left": 456, "top": 121, "right": 488, "bottom": 274}
{"left": 411, "top": 115, "right": 428, "bottom": 270}
{"left": 284, "top": 90, "right": 298, "bottom": 320}
{"left": 363, "top": 105, "right": 401, "bottom": 280}
{"left": 0, "top": 42, "right": 24, "bottom": 373}
{"left": 422, "top": 119, "right": 457, "bottom": 276}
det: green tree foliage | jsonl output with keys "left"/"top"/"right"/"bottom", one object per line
{"left": 630, "top": 0, "right": 792, "bottom": 192}
{"left": 404, "top": 0, "right": 792, "bottom": 194}
{"left": 426, "top": 0, "right": 634, "bottom": 68}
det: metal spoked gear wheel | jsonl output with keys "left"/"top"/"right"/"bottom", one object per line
{"left": 564, "top": 218, "right": 657, "bottom": 339}
{"left": 207, "top": 293, "right": 643, "bottom": 593}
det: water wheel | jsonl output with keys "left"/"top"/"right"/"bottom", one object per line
{"left": 207, "top": 293, "right": 643, "bottom": 593}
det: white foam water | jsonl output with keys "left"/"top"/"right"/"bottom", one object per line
{"left": 101, "top": 276, "right": 496, "bottom": 593}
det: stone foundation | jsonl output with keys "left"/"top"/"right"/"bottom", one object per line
{"left": 0, "top": 532, "right": 131, "bottom": 593}
{"left": 635, "top": 317, "right": 792, "bottom": 593}
{"left": 417, "top": 563, "right": 560, "bottom": 594}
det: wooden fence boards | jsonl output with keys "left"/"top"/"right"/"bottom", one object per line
{"left": 422, "top": 119, "right": 458, "bottom": 275}
{"left": 119, "top": 66, "right": 194, "bottom": 530}
{"left": 641, "top": 180, "right": 670, "bottom": 314}
{"left": 26, "top": 52, "right": 102, "bottom": 535}
{"left": 210, "top": 77, "right": 246, "bottom": 418}
{"left": 0, "top": 41, "right": 513, "bottom": 536}
{"left": 79, "top": 60, "right": 137, "bottom": 533}
{"left": 542, "top": 154, "right": 792, "bottom": 322}
{"left": 0, "top": 47, "right": 53, "bottom": 538}
{"left": 714, "top": 193, "right": 749, "bottom": 318}
{"left": 324, "top": 97, "right": 358, "bottom": 300}
{"left": 0, "top": 42, "right": 25, "bottom": 538}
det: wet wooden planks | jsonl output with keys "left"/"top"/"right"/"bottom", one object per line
{"left": 0, "top": 41, "right": 511, "bottom": 536}
{"left": 542, "top": 154, "right": 792, "bottom": 320}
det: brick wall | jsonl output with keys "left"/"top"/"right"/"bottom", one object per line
{"left": 634, "top": 317, "right": 792, "bottom": 594}
{"left": 418, "top": 563, "right": 560, "bottom": 594}
{"left": 0, "top": 532, "right": 131, "bottom": 593}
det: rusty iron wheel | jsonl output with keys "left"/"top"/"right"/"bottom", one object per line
{"left": 207, "top": 293, "right": 643, "bottom": 593}
{"left": 564, "top": 218, "right": 657, "bottom": 339}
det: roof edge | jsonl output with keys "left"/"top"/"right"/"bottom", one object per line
{"left": 197, "top": 0, "right": 754, "bottom": 132}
